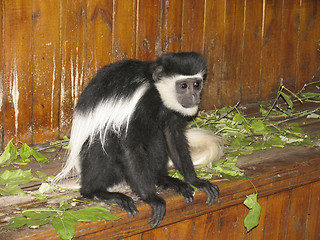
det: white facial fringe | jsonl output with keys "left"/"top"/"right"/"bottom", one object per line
{"left": 155, "top": 73, "right": 204, "bottom": 117}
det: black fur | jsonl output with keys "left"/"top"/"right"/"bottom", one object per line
{"left": 76, "top": 52, "right": 219, "bottom": 228}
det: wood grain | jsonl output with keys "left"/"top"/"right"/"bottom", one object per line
{"left": 86, "top": 0, "right": 113, "bottom": 76}
{"left": 220, "top": 0, "right": 244, "bottom": 106}
{"left": 3, "top": 0, "right": 33, "bottom": 144}
{"left": 219, "top": 204, "right": 246, "bottom": 239}
{"left": 241, "top": 0, "right": 263, "bottom": 103}
{"left": 286, "top": 185, "right": 311, "bottom": 240}
{"left": 59, "top": 0, "right": 87, "bottom": 138}
{"left": 161, "top": 0, "right": 182, "bottom": 53}
{"left": 201, "top": 0, "right": 225, "bottom": 109}
{"left": 263, "top": 191, "right": 290, "bottom": 240}
{"left": 297, "top": 0, "right": 320, "bottom": 90}
{"left": 32, "top": 0, "right": 61, "bottom": 144}
{"left": 136, "top": 0, "right": 162, "bottom": 60}
{"left": 113, "top": 0, "right": 137, "bottom": 61}
{"left": 306, "top": 181, "right": 320, "bottom": 240}
{"left": 181, "top": 0, "right": 205, "bottom": 53}
{"left": 279, "top": 0, "right": 300, "bottom": 93}
{"left": 260, "top": 0, "right": 283, "bottom": 100}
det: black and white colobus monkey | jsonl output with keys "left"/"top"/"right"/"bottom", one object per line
{"left": 55, "top": 52, "right": 220, "bottom": 228}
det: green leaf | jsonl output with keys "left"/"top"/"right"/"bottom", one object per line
{"left": 12, "top": 158, "right": 31, "bottom": 165}
{"left": 0, "top": 169, "right": 40, "bottom": 185}
{"left": 31, "top": 192, "right": 48, "bottom": 201}
{"left": 52, "top": 216, "right": 77, "bottom": 240}
{"left": 233, "top": 113, "right": 244, "bottom": 124}
{"left": 0, "top": 139, "right": 17, "bottom": 165}
{"left": 244, "top": 194, "right": 261, "bottom": 232}
{"left": 35, "top": 171, "right": 48, "bottom": 180}
{"left": 59, "top": 199, "right": 73, "bottom": 211}
{"left": 19, "top": 143, "right": 33, "bottom": 160}
{"left": 265, "top": 135, "right": 285, "bottom": 148}
{"left": 22, "top": 210, "right": 57, "bottom": 219}
{"left": 5, "top": 217, "right": 28, "bottom": 229}
{"left": 0, "top": 185, "right": 26, "bottom": 196}
{"left": 45, "top": 148, "right": 57, "bottom": 153}
{"left": 280, "top": 92, "right": 293, "bottom": 109}
{"left": 211, "top": 156, "right": 245, "bottom": 178}
{"left": 64, "top": 207, "right": 119, "bottom": 222}
{"left": 250, "top": 120, "right": 267, "bottom": 135}
{"left": 32, "top": 149, "right": 49, "bottom": 163}
{"left": 26, "top": 218, "right": 51, "bottom": 228}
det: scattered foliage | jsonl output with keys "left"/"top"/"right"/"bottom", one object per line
{"left": 6, "top": 199, "right": 119, "bottom": 240}
{"left": 0, "top": 140, "right": 49, "bottom": 166}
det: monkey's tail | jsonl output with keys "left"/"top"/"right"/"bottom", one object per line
{"left": 168, "top": 128, "right": 223, "bottom": 168}
{"left": 186, "top": 128, "right": 223, "bottom": 167}
{"left": 52, "top": 138, "right": 82, "bottom": 189}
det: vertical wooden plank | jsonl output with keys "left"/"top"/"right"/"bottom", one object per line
{"left": 306, "top": 181, "right": 320, "bottom": 240}
{"left": 245, "top": 196, "right": 267, "bottom": 240}
{"left": 263, "top": 191, "right": 290, "bottom": 240}
{"left": 286, "top": 185, "right": 311, "bottom": 240}
{"left": 161, "top": 0, "right": 183, "bottom": 53}
{"left": 3, "top": 0, "right": 33, "bottom": 144}
{"left": 297, "top": 0, "right": 320, "bottom": 90}
{"left": 197, "top": 211, "right": 220, "bottom": 240}
{"left": 260, "top": 0, "right": 283, "bottom": 100}
{"left": 60, "top": 0, "right": 87, "bottom": 138}
{"left": 0, "top": 0, "right": 4, "bottom": 149}
{"left": 32, "top": 0, "right": 61, "bottom": 144}
{"left": 113, "top": 0, "right": 137, "bottom": 61}
{"left": 279, "top": 0, "right": 300, "bottom": 93}
{"left": 241, "top": 0, "right": 263, "bottom": 104}
{"left": 86, "top": 0, "right": 113, "bottom": 77}
{"left": 219, "top": 204, "right": 246, "bottom": 240}
{"left": 122, "top": 234, "right": 142, "bottom": 240}
{"left": 136, "top": 0, "right": 162, "bottom": 60}
{"left": 141, "top": 212, "right": 220, "bottom": 240}
{"left": 220, "top": 0, "right": 245, "bottom": 106}
{"left": 201, "top": 0, "right": 225, "bottom": 109}
{"left": 181, "top": 0, "right": 205, "bottom": 53}
{"left": 86, "top": 1, "right": 112, "bottom": 68}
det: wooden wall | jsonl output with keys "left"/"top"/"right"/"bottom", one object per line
{"left": 0, "top": 0, "right": 320, "bottom": 148}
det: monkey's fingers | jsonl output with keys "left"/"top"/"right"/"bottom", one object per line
{"left": 147, "top": 201, "right": 166, "bottom": 228}
{"left": 191, "top": 179, "right": 219, "bottom": 206}
{"left": 203, "top": 183, "right": 219, "bottom": 206}
{"left": 116, "top": 196, "right": 138, "bottom": 218}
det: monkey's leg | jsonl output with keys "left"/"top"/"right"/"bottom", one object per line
{"left": 122, "top": 148, "right": 167, "bottom": 228}
{"left": 158, "top": 176, "right": 194, "bottom": 203}
{"left": 79, "top": 138, "right": 138, "bottom": 218}
{"left": 86, "top": 191, "right": 138, "bottom": 217}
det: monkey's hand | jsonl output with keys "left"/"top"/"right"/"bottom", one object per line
{"left": 146, "top": 196, "right": 166, "bottom": 228}
{"left": 191, "top": 179, "right": 219, "bottom": 206}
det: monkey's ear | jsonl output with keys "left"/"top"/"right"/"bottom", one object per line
{"left": 152, "top": 66, "right": 164, "bottom": 82}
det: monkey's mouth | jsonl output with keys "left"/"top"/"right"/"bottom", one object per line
{"left": 181, "top": 101, "right": 200, "bottom": 108}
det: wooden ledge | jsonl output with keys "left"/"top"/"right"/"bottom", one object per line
{"left": 1, "top": 145, "right": 319, "bottom": 239}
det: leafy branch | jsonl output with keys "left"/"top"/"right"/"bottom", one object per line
{"left": 6, "top": 199, "right": 119, "bottom": 240}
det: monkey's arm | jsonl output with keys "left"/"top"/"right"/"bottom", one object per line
{"left": 164, "top": 115, "right": 219, "bottom": 205}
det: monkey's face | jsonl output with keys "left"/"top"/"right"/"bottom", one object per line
{"left": 175, "top": 78, "right": 203, "bottom": 108}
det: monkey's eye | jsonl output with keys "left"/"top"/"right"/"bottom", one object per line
{"left": 180, "top": 83, "right": 188, "bottom": 89}
{"left": 193, "top": 81, "right": 201, "bottom": 88}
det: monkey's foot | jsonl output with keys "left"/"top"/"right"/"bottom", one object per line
{"left": 190, "top": 179, "right": 219, "bottom": 206}
{"left": 145, "top": 196, "right": 166, "bottom": 228}
{"left": 92, "top": 191, "right": 138, "bottom": 218}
